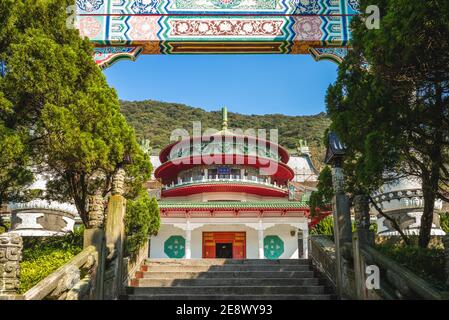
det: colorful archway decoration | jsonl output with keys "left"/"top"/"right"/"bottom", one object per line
{"left": 75, "top": 0, "right": 358, "bottom": 68}
{"left": 264, "top": 235, "right": 284, "bottom": 259}
{"left": 164, "top": 235, "right": 186, "bottom": 258}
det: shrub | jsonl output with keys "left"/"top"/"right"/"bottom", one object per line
{"left": 310, "top": 216, "right": 335, "bottom": 236}
{"left": 376, "top": 243, "right": 447, "bottom": 291}
{"left": 19, "top": 227, "right": 83, "bottom": 293}
{"left": 440, "top": 212, "right": 449, "bottom": 234}
{"left": 310, "top": 216, "right": 377, "bottom": 236}
{"left": 125, "top": 191, "right": 160, "bottom": 257}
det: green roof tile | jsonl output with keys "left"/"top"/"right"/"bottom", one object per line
{"left": 158, "top": 201, "right": 309, "bottom": 209}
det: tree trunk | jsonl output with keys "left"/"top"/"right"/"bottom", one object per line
{"left": 419, "top": 181, "right": 436, "bottom": 248}
{"left": 419, "top": 84, "right": 444, "bottom": 248}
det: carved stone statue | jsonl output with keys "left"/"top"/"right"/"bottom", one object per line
{"left": 87, "top": 194, "right": 104, "bottom": 229}
{"left": 0, "top": 233, "right": 22, "bottom": 295}
{"left": 111, "top": 168, "right": 126, "bottom": 196}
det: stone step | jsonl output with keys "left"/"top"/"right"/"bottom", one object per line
{"left": 124, "top": 294, "right": 333, "bottom": 300}
{"left": 140, "top": 265, "right": 312, "bottom": 272}
{"left": 144, "top": 259, "right": 311, "bottom": 266}
{"left": 135, "top": 270, "right": 316, "bottom": 279}
{"left": 126, "top": 285, "right": 326, "bottom": 295}
{"left": 131, "top": 277, "right": 321, "bottom": 287}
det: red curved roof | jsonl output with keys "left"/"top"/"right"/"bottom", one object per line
{"left": 159, "top": 134, "right": 290, "bottom": 164}
{"left": 162, "top": 183, "right": 288, "bottom": 198}
{"left": 154, "top": 154, "right": 295, "bottom": 184}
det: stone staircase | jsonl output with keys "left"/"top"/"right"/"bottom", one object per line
{"left": 124, "top": 259, "right": 335, "bottom": 300}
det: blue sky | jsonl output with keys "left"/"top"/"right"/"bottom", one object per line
{"left": 104, "top": 55, "right": 338, "bottom": 116}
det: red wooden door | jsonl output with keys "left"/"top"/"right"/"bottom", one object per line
{"left": 202, "top": 232, "right": 246, "bottom": 259}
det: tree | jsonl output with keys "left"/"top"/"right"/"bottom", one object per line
{"left": 309, "top": 166, "right": 333, "bottom": 216}
{"left": 125, "top": 190, "right": 160, "bottom": 256}
{"left": 0, "top": 0, "right": 153, "bottom": 225}
{"left": 326, "top": 0, "right": 449, "bottom": 248}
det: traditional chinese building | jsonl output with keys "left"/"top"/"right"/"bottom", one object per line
{"left": 149, "top": 108, "right": 312, "bottom": 260}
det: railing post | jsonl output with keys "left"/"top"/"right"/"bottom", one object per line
{"left": 352, "top": 194, "right": 372, "bottom": 300}
{"left": 0, "top": 233, "right": 23, "bottom": 300}
{"left": 83, "top": 193, "right": 106, "bottom": 300}
{"left": 354, "top": 195, "right": 372, "bottom": 246}
{"left": 103, "top": 167, "right": 126, "bottom": 300}
{"left": 325, "top": 132, "right": 352, "bottom": 299}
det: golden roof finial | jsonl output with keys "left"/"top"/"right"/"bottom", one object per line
{"left": 222, "top": 107, "right": 228, "bottom": 131}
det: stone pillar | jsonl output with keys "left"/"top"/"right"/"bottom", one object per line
{"left": 257, "top": 220, "right": 265, "bottom": 259}
{"left": 104, "top": 167, "right": 126, "bottom": 300}
{"left": 258, "top": 228, "right": 264, "bottom": 259}
{"left": 332, "top": 167, "right": 353, "bottom": 244}
{"left": 354, "top": 195, "right": 371, "bottom": 245}
{"left": 302, "top": 228, "right": 309, "bottom": 259}
{"left": 84, "top": 193, "right": 106, "bottom": 300}
{"left": 0, "top": 233, "right": 22, "bottom": 297}
{"left": 331, "top": 166, "right": 352, "bottom": 299}
{"left": 185, "top": 221, "right": 192, "bottom": 259}
{"left": 444, "top": 235, "right": 449, "bottom": 287}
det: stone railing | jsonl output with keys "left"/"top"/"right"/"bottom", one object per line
{"left": 310, "top": 233, "right": 449, "bottom": 300}
{"left": 0, "top": 169, "right": 128, "bottom": 300}
{"left": 358, "top": 243, "right": 449, "bottom": 300}
{"left": 309, "top": 235, "right": 337, "bottom": 291}
{"left": 23, "top": 246, "right": 99, "bottom": 300}
{"left": 122, "top": 241, "right": 149, "bottom": 290}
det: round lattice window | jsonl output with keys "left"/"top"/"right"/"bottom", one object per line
{"left": 164, "top": 235, "right": 186, "bottom": 258}
{"left": 264, "top": 235, "right": 284, "bottom": 259}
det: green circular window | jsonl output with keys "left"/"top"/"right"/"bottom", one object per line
{"left": 264, "top": 235, "right": 284, "bottom": 259}
{"left": 164, "top": 235, "right": 185, "bottom": 258}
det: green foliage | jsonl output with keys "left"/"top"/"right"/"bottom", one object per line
{"left": 440, "top": 212, "right": 449, "bottom": 234}
{"left": 0, "top": 101, "right": 33, "bottom": 206}
{"left": 376, "top": 243, "right": 447, "bottom": 291}
{"left": 120, "top": 100, "right": 331, "bottom": 168}
{"left": 309, "top": 166, "right": 333, "bottom": 216}
{"left": 310, "top": 216, "right": 335, "bottom": 236}
{"left": 125, "top": 191, "right": 160, "bottom": 257}
{"left": 310, "top": 216, "right": 377, "bottom": 236}
{"left": 326, "top": 0, "right": 449, "bottom": 247}
{"left": 19, "top": 227, "right": 84, "bottom": 293}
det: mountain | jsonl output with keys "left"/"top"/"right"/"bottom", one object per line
{"left": 120, "top": 100, "right": 331, "bottom": 169}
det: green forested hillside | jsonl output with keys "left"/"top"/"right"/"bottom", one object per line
{"left": 120, "top": 100, "right": 331, "bottom": 168}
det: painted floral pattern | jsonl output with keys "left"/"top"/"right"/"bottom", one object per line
{"left": 293, "top": 16, "right": 323, "bottom": 41}
{"left": 128, "top": 16, "right": 160, "bottom": 40}
{"left": 170, "top": 19, "right": 285, "bottom": 37}
{"left": 78, "top": 17, "right": 102, "bottom": 38}
{"left": 131, "top": 0, "right": 160, "bottom": 14}
{"left": 76, "top": 0, "right": 104, "bottom": 12}
{"left": 291, "top": 0, "right": 320, "bottom": 14}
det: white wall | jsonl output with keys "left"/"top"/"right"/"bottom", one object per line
{"left": 150, "top": 223, "right": 302, "bottom": 259}
{"left": 150, "top": 224, "right": 186, "bottom": 258}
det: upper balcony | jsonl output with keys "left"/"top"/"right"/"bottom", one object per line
{"left": 161, "top": 175, "right": 289, "bottom": 198}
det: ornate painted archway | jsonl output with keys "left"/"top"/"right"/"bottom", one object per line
{"left": 75, "top": 0, "right": 359, "bottom": 69}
